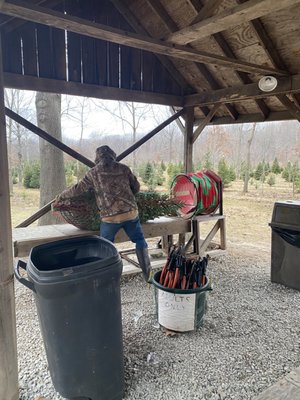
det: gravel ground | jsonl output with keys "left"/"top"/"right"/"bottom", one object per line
{"left": 16, "top": 251, "right": 300, "bottom": 400}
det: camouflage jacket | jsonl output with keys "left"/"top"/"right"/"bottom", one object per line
{"left": 58, "top": 158, "right": 140, "bottom": 218}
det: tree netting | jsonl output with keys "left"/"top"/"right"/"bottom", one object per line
{"left": 171, "top": 169, "right": 222, "bottom": 219}
{"left": 52, "top": 191, "right": 183, "bottom": 231}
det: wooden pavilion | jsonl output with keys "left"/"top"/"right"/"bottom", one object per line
{"left": 1, "top": 0, "right": 300, "bottom": 398}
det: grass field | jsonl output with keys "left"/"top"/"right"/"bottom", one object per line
{"left": 10, "top": 177, "right": 300, "bottom": 257}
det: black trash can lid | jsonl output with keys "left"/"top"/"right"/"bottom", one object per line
{"left": 28, "top": 236, "right": 121, "bottom": 280}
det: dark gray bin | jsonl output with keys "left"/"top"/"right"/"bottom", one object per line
{"left": 270, "top": 200, "right": 300, "bottom": 291}
{"left": 15, "top": 236, "right": 124, "bottom": 400}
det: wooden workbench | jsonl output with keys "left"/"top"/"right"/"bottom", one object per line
{"left": 12, "top": 217, "right": 192, "bottom": 257}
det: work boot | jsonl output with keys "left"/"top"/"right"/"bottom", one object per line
{"left": 136, "top": 247, "right": 151, "bottom": 282}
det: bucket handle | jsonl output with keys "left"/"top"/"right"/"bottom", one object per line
{"left": 15, "top": 260, "right": 36, "bottom": 292}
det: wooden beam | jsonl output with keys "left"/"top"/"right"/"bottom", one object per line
{"left": 5, "top": 107, "right": 95, "bottom": 167}
{"left": 198, "top": 220, "right": 221, "bottom": 255}
{"left": 0, "top": 34, "right": 19, "bottom": 400}
{"left": 1, "top": 0, "right": 61, "bottom": 32}
{"left": 190, "top": 0, "right": 223, "bottom": 25}
{"left": 193, "top": 103, "right": 221, "bottom": 142}
{"left": 4, "top": 73, "right": 183, "bottom": 107}
{"left": 276, "top": 95, "right": 300, "bottom": 122}
{"left": 0, "top": 0, "right": 286, "bottom": 76}
{"left": 169, "top": 106, "right": 185, "bottom": 134}
{"left": 117, "top": 109, "right": 184, "bottom": 160}
{"left": 166, "top": 0, "right": 300, "bottom": 45}
{"left": 184, "top": 107, "right": 194, "bottom": 172}
{"left": 185, "top": 74, "right": 300, "bottom": 107}
{"left": 194, "top": 110, "right": 295, "bottom": 125}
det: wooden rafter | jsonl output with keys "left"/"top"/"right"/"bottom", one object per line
{"left": 236, "top": 0, "right": 300, "bottom": 114}
{"left": 276, "top": 95, "right": 300, "bottom": 122}
{"left": 194, "top": 110, "right": 295, "bottom": 125}
{"left": 196, "top": 111, "right": 296, "bottom": 125}
{"left": 189, "top": 0, "right": 223, "bottom": 25}
{"left": 187, "top": 0, "right": 270, "bottom": 118}
{"left": 166, "top": 0, "right": 300, "bottom": 45}
{"left": 109, "top": 0, "right": 192, "bottom": 94}
{"left": 185, "top": 74, "right": 300, "bottom": 107}
{"left": 0, "top": 0, "right": 286, "bottom": 76}
{"left": 147, "top": 0, "right": 238, "bottom": 120}
{"left": 212, "top": 33, "right": 270, "bottom": 118}
{"left": 0, "top": 0, "right": 61, "bottom": 31}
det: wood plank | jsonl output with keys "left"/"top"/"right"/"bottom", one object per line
{"left": 185, "top": 74, "right": 300, "bottom": 107}
{"left": 107, "top": 7, "right": 120, "bottom": 88}
{"left": 65, "top": 0, "right": 81, "bottom": 82}
{"left": 80, "top": 0, "right": 97, "bottom": 85}
{"left": 36, "top": 23, "right": 54, "bottom": 78}
{"left": 19, "top": 24, "right": 37, "bottom": 76}
{"left": 0, "top": 0, "right": 287, "bottom": 76}
{"left": 0, "top": 35, "right": 19, "bottom": 400}
{"left": 94, "top": 0, "right": 108, "bottom": 86}
{"left": 142, "top": 50, "right": 154, "bottom": 92}
{"left": 1, "top": 30, "right": 22, "bottom": 74}
{"left": 199, "top": 220, "right": 220, "bottom": 255}
{"left": 12, "top": 218, "right": 192, "bottom": 257}
{"left": 166, "top": 0, "right": 300, "bottom": 45}
{"left": 52, "top": 26, "right": 66, "bottom": 80}
{"left": 4, "top": 72, "right": 183, "bottom": 106}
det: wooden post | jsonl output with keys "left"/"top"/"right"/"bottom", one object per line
{"left": 184, "top": 107, "right": 194, "bottom": 173}
{"left": 0, "top": 36, "right": 19, "bottom": 400}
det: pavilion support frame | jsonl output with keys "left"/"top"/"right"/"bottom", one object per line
{"left": 8, "top": 107, "right": 184, "bottom": 227}
{"left": 0, "top": 37, "right": 19, "bottom": 400}
{"left": 183, "top": 106, "right": 194, "bottom": 173}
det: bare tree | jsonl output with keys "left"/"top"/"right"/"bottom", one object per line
{"left": 153, "top": 107, "right": 182, "bottom": 163}
{"left": 36, "top": 92, "right": 66, "bottom": 225}
{"left": 4, "top": 89, "right": 35, "bottom": 191}
{"left": 62, "top": 96, "right": 92, "bottom": 181}
{"left": 93, "top": 100, "right": 152, "bottom": 171}
{"left": 243, "top": 123, "right": 256, "bottom": 193}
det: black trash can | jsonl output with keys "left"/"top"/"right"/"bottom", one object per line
{"left": 269, "top": 200, "right": 300, "bottom": 291}
{"left": 15, "top": 236, "right": 124, "bottom": 400}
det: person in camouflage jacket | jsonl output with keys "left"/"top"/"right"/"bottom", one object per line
{"left": 56, "top": 145, "right": 151, "bottom": 281}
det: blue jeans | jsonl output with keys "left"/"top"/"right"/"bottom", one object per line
{"left": 100, "top": 217, "right": 147, "bottom": 249}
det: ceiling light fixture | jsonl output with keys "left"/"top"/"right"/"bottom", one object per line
{"left": 258, "top": 76, "right": 278, "bottom": 92}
